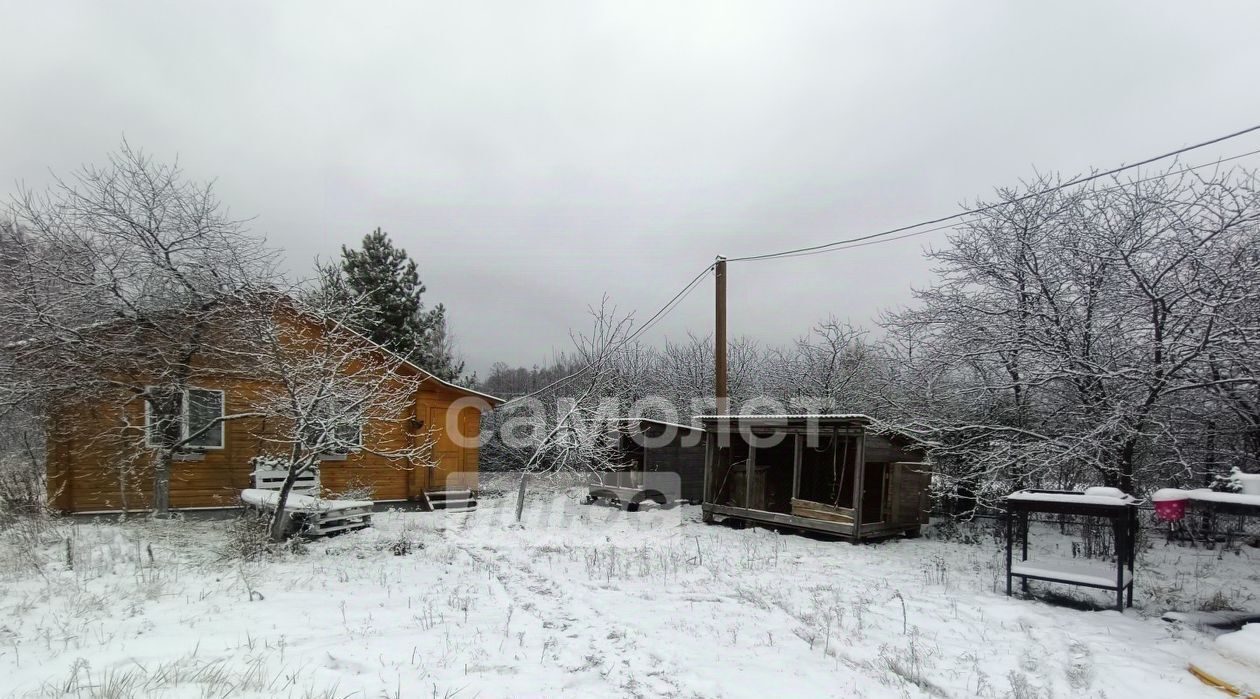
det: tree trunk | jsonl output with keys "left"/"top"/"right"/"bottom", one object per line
{"left": 150, "top": 387, "right": 187, "bottom": 517}
{"left": 1119, "top": 439, "right": 1137, "bottom": 495}
{"left": 152, "top": 448, "right": 173, "bottom": 515}
{"left": 269, "top": 469, "right": 304, "bottom": 541}
{"left": 515, "top": 472, "right": 529, "bottom": 523}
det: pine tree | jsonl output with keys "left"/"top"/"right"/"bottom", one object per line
{"left": 324, "top": 228, "right": 464, "bottom": 381}
{"left": 411, "top": 302, "right": 465, "bottom": 382}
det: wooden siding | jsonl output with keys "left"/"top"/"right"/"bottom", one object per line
{"left": 864, "top": 435, "right": 922, "bottom": 463}
{"left": 700, "top": 421, "right": 931, "bottom": 540}
{"left": 414, "top": 388, "right": 483, "bottom": 493}
{"left": 642, "top": 438, "right": 706, "bottom": 502}
{"left": 888, "top": 462, "right": 932, "bottom": 525}
{"left": 46, "top": 313, "right": 493, "bottom": 513}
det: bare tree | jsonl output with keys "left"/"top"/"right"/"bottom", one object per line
{"left": 880, "top": 166, "right": 1260, "bottom": 506}
{"left": 768, "top": 316, "right": 873, "bottom": 411}
{"left": 1, "top": 142, "right": 278, "bottom": 515}
{"left": 489, "top": 299, "right": 636, "bottom": 523}
{"left": 244, "top": 294, "right": 435, "bottom": 541}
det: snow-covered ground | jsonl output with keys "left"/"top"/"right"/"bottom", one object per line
{"left": 3, "top": 486, "right": 1258, "bottom": 698}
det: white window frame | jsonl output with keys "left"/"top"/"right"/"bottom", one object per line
{"left": 144, "top": 386, "right": 226, "bottom": 451}
{"left": 325, "top": 421, "right": 364, "bottom": 455}
{"left": 306, "top": 397, "right": 365, "bottom": 456}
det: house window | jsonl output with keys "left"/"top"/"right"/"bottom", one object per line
{"left": 330, "top": 422, "right": 364, "bottom": 454}
{"left": 302, "top": 399, "right": 364, "bottom": 455}
{"left": 145, "top": 387, "right": 225, "bottom": 449}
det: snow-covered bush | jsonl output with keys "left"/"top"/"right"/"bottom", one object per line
{"left": 384, "top": 527, "right": 422, "bottom": 556}
{"left": 0, "top": 410, "right": 47, "bottom": 523}
{"left": 0, "top": 453, "right": 45, "bottom": 522}
{"left": 220, "top": 510, "right": 304, "bottom": 560}
{"left": 1211, "top": 467, "right": 1244, "bottom": 493}
{"left": 324, "top": 475, "right": 374, "bottom": 502}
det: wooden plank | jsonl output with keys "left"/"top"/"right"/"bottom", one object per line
{"left": 305, "top": 519, "right": 371, "bottom": 536}
{"left": 320, "top": 506, "right": 373, "bottom": 518}
{"left": 852, "top": 430, "right": 865, "bottom": 537}
{"left": 887, "top": 462, "right": 904, "bottom": 523}
{"left": 745, "top": 440, "right": 756, "bottom": 508}
{"left": 703, "top": 435, "right": 714, "bottom": 505}
{"left": 312, "top": 513, "right": 372, "bottom": 527}
{"left": 792, "top": 434, "right": 802, "bottom": 500}
{"left": 306, "top": 510, "right": 372, "bottom": 531}
{"left": 705, "top": 503, "right": 857, "bottom": 536}
{"left": 790, "top": 498, "right": 855, "bottom": 523}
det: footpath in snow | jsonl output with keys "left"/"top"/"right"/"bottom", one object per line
{"left": 0, "top": 488, "right": 1254, "bottom": 698}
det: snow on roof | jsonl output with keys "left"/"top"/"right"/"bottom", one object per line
{"left": 402, "top": 359, "right": 506, "bottom": 405}
{"left": 1152, "top": 488, "right": 1190, "bottom": 502}
{"left": 1006, "top": 489, "right": 1139, "bottom": 507}
{"left": 4, "top": 296, "right": 508, "bottom": 406}
{"left": 1147, "top": 487, "right": 1260, "bottom": 507}
{"left": 327, "top": 318, "right": 505, "bottom": 405}
{"left": 616, "top": 418, "right": 705, "bottom": 432}
{"left": 694, "top": 413, "right": 873, "bottom": 422}
{"left": 1, "top": 317, "right": 132, "bottom": 351}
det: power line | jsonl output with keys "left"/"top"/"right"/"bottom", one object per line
{"left": 502, "top": 264, "right": 714, "bottom": 404}
{"left": 631, "top": 265, "right": 712, "bottom": 339}
{"left": 738, "top": 147, "right": 1260, "bottom": 263}
{"left": 726, "top": 123, "right": 1260, "bottom": 264}
{"left": 497, "top": 125, "right": 1260, "bottom": 404}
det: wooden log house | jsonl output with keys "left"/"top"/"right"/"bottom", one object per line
{"left": 42, "top": 303, "right": 503, "bottom": 514}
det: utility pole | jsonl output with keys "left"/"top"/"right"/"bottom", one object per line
{"left": 715, "top": 255, "right": 728, "bottom": 415}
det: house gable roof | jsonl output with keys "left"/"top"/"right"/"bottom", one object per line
{"left": 282, "top": 298, "right": 505, "bottom": 407}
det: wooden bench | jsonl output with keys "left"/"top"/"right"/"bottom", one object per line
{"left": 244, "top": 467, "right": 372, "bottom": 537}
{"left": 251, "top": 467, "right": 320, "bottom": 494}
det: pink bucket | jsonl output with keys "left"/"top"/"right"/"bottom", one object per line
{"left": 1152, "top": 489, "right": 1189, "bottom": 522}
{"left": 1154, "top": 499, "right": 1187, "bottom": 522}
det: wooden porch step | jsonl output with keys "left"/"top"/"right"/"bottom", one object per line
{"left": 428, "top": 488, "right": 472, "bottom": 499}
{"left": 427, "top": 488, "right": 477, "bottom": 510}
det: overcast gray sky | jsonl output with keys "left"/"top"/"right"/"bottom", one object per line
{"left": 4, "top": 2, "right": 1260, "bottom": 375}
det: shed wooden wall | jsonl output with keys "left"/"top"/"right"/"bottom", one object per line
{"left": 864, "top": 434, "right": 923, "bottom": 464}
{"left": 48, "top": 379, "right": 284, "bottom": 512}
{"left": 865, "top": 434, "right": 931, "bottom": 526}
{"left": 887, "top": 463, "right": 932, "bottom": 525}
{"left": 642, "top": 431, "right": 706, "bottom": 502}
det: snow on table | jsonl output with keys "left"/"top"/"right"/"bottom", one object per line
{"left": 1007, "top": 491, "right": 1138, "bottom": 507}
{"left": 240, "top": 488, "right": 372, "bottom": 513}
{"left": 1182, "top": 488, "right": 1260, "bottom": 507}
{"left": 1011, "top": 556, "right": 1132, "bottom": 588}
{"left": 1148, "top": 487, "right": 1260, "bottom": 507}
{"left": 1215, "top": 623, "right": 1260, "bottom": 668}
{"left": 1153, "top": 488, "right": 1191, "bottom": 502}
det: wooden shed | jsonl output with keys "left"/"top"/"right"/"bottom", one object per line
{"left": 586, "top": 418, "right": 706, "bottom": 508}
{"left": 697, "top": 414, "right": 931, "bottom": 540}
